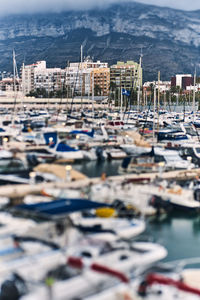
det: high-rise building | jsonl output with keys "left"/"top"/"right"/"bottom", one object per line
{"left": 91, "top": 68, "right": 110, "bottom": 96}
{"left": 65, "top": 65, "right": 91, "bottom": 96}
{"left": 110, "top": 61, "right": 142, "bottom": 93}
{"left": 22, "top": 62, "right": 36, "bottom": 94}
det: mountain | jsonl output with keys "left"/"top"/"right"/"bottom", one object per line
{"left": 1, "top": 1, "right": 200, "bottom": 81}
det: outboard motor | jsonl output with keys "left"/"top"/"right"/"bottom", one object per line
{"left": 22, "top": 125, "right": 29, "bottom": 133}
{"left": 0, "top": 273, "right": 27, "bottom": 300}
{"left": 121, "top": 156, "right": 132, "bottom": 170}
{"left": 26, "top": 154, "right": 39, "bottom": 167}
{"left": 194, "top": 188, "right": 200, "bottom": 201}
{"left": 96, "top": 147, "right": 105, "bottom": 161}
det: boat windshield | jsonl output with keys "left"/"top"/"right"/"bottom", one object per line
{"left": 0, "top": 159, "right": 26, "bottom": 172}
{"left": 58, "top": 132, "right": 71, "bottom": 140}
{"left": 185, "top": 127, "right": 196, "bottom": 136}
{"left": 136, "top": 157, "right": 154, "bottom": 164}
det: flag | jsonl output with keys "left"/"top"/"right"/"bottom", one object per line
{"left": 122, "top": 88, "right": 131, "bottom": 97}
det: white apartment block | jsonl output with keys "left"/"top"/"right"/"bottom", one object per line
{"left": 65, "top": 66, "right": 91, "bottom": 96}
{"left": 22, "top": 61, "right": 66, "bottom": 95}
{"left": 143, "top": 81, "right": 171, "bottom": 92}
{"left": 34, "top": 68, "right": 66, "bottom": 92}
{"left": 70, "top": 57, "right": 108, "bottom": 70}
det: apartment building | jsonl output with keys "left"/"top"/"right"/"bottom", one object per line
{"left": 91, "top": 68, "right": 110, "bottom": 96}
{"left": 110, "top": 61, "right": 142, "bottom": 93}
{"left": 66, "top": 57, "right": 110, "bottom": 96}
{"left": 22, "top": 61, "right": 66, "bottom": 95}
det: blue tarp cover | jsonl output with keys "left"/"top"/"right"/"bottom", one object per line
{"left": 17, "top": 198, "right": 110, "bottom": 216}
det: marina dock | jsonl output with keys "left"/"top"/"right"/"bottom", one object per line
{"left": 1, "top": 167, "right": 200, "bottom": 200}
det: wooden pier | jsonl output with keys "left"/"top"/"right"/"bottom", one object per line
{"left": 0, "top": 168, "right": 200, "bottom": 200}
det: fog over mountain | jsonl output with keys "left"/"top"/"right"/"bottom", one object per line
{"left": 0, "top": 0, "right": 199, "bottom": 15}
{"left": 0, "top": 1, "right": 200, "bottom": 80}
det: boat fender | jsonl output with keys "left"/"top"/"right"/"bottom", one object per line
{"left": 101, "top": 172, "right": 107, "bottom": 181}
{"left": 96, "top": 207, "right": 116, "bottom": 218}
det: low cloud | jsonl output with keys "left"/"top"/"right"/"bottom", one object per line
{"left": 0, "top": 0, "right": 117, "bottom": 15}
{"left": 0, "top": 0, "right": 198, "bottom": 16}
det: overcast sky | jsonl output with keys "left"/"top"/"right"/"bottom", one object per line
{"left": 0, "top": 0, "right": 199, "bottom": 15}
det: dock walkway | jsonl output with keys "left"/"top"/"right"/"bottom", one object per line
{"left": 0, "top": 168, "right": 200, "bottom": 200}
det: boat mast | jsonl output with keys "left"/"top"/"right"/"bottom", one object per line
{"left": 153, "top": 86, "right": 156, "bottom": 144}
{"left": 21, "top": 62, "right": 25, "bottom": 113}
{"left": 193, "top": 69, "right": 196, "bottom": 122}
{"left": 164, "top": 91, "right": 166, "bottom": 111}
{"left": 12, "top": 49, "right": 18, "bottom": 126}
{"left": 65, "top": 60, "right": 70, "bottom": 119}
{"left": 80, "top": 44, "right": 83, "bottom": 111}
{"left": 137, "top": 52, "right": 142, "bottom": 112}
{"left": 47, "top": 71, "right": 50, "bottom": 111}
{"left": 137, "top": 86, "right": 140, "bottom": 112}
{"left": 157, "top": 71, "right": 160, "bottom": 137}
{"left": 92, "top": 71, "right": 94, "bottom": 123}
{"left": 120, "top": 87, "right": 123, "bottom": 115}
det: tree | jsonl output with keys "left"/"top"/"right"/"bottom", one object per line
{"left": 26, "top": 88, "right": 47, "bottom": 98}
{"left": 109, "top": 81, "right": 117, "bottom": 101}
{"left": 94, "top": 84, "right": 102, "bottom": 96}
{"left": 170, "top": 86, "right": 180, "bottom": 94}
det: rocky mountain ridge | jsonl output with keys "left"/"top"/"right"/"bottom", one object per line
{"left": 1, "top": 1, "right": 200, "bottom": 80}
